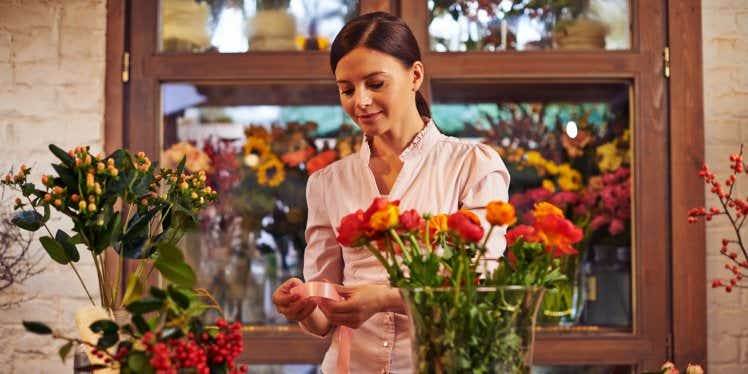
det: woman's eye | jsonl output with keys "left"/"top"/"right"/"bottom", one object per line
{"left": 340, "top": 88, "right": 353, "bottom": 96}
{"left": 368, "top": 81, "right": 384, "bottom": 89}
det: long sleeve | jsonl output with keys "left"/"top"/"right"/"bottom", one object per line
{"left": 299, "top": 170, "right": 343, "bottom": 338}
{"left": 459, "top": 144, "right": 511, "bottom": 263}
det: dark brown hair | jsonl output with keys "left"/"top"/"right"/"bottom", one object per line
{"left": 330, "top": 12, "right": 430, "bottom": 118}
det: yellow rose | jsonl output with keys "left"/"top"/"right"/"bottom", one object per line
{"left": 369, "top": 204, "right": 399, "bottom": 231}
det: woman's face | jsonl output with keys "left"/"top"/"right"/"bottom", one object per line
{"left": 335, "top": 47, "right": 423, "bottom": 137}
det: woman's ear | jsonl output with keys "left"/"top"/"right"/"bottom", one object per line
{"left": 411, "top": 61, "right": 424, "bottom": 92}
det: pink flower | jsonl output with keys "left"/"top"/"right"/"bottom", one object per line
{"left": 609, "top": 218, "right": 625, "bottom": 235}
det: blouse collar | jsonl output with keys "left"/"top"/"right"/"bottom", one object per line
{"left": 359, "top": 117, "right": 442, "bottom": 163}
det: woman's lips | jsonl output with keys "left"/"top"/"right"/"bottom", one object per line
{"left": 357, "top": 111, "right": 383, "bottom": 123}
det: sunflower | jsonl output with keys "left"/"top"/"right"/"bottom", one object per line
{"left": 257, "top": 156, "right": 285, "bottom": 187}
{"left": 243, "top": 136, "right": 271, "bottom": 168}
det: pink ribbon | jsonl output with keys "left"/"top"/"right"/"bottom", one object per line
{"left": 291, "top": 281, "right": 352, "bottom": 374}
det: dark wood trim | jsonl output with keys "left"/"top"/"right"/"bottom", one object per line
{"left": 104, "top": 0, "right": 126, "bottom": 299}
{"left": 667, "top": 0, "right": 707, "bottom": 367}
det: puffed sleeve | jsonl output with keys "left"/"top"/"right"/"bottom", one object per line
{"left": 303, "top": 170, "right": 344, "bottom": 284}
{"left": 459, "top": 144, "right": 511, "bottom": 265}
{"left": 299, "top": 170, "right": 343, "bottom": 338}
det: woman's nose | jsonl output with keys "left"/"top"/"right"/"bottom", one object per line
{"left": 355, "top": 89, "right": 372, "bottom": 108}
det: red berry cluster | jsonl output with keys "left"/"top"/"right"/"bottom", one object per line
{"left": 115, "top": 320, "right": 247, "bottom": 374}
{"left": 692, "top": 146, "right": 748, "bottom": 293}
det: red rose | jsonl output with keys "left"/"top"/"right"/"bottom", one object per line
{"left": 447, "top": 210, "right": 484, "bottom": 243}
{"left": 399, "top": 209, "right": 424, "bottom": 232}
{"left": 336, "top": 209, "right": 368, "bottom": 246}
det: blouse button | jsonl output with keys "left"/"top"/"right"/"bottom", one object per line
{"left": 383, "top": 341, "right": 389, "bottom": 347}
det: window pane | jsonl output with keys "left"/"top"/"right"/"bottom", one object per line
{"left": 428, "top": 0, "right": 631, "bottom": 52}
{"left": 161, "top": 82, "right": 354, "bottom": 325}
{"left": 159, "top": 0, "right": 359, "bottom": 53}
{"left": 432, "top": 81, "right": 633, "bottom": 329}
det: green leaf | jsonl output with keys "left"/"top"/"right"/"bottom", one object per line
{"left": 58, "top": 341, "right": 73, "bottom": 363}
{"left": 11, "top": 210, "right": 44, "bottom": 232}
{"left": 23, "top": 321, "right": 53, "bottom": 335}
{"left": 109, "top": 212, "right": 122, "bottom": 244}
{"left": 96, "top": 332, "right": 119, "bottom": 349}
{"left": 131, "top": 315, "right": 150, "bottom": 334}
{"left": 21, "top": 183, "right": 36, "bottom": 196}
{"left": 154, "top": 259, "right": 196, "bottom": 289}
{"left": 127, "top": 351, "right": 148, "bottom": 373}
{"left": 175, "top": 155, "right": 186, "bottom": 176}
{"left": 42, "top": 204, "right": 51, "bottom": 222}
{"left": 39, "top": 236, "right": 71, "bottom": 264}
{"left": 167, "top": 285, "right": 190, "bottom": 309}
{"left": 149, "top": 286, "right": 166, "bottom": 300}
{"left": 121, "top": 274, "right": 144, "bottom": 306}
{"left": 125, "top": 297, "right": 164, "bottom": 314}
{"left": 55, "top": 230, "right": 80, "bottom": 262}
{"left": 89, "top": 319, "right": 118, "bottom": 335}
{"left": 160, "top": 327, "right": 183, "bottom": 340}
{"left": 51, "top": 164, "right": 77, "bottom": 190}
{"left": 49, "top": 144, "right": 75, "bottom": 166}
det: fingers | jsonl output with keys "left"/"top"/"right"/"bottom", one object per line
{"left": 272, "top": 278, "right": 303, "bottom": 307}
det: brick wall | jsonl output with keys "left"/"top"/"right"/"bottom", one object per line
{"left": 0, "top": 0, "right": 106, "bottom": 372}
{"left": 703, "top": 0, "right": 748, "bottom": 373}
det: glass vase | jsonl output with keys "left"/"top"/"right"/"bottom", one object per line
{"left": 400, "top": 285, "right": 546, "bottom": 374}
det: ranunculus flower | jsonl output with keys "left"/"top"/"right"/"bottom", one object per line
{"left": 505, "top": 225, "right": 538, "bottom": 246}
{"left": 609, "top": 218, "right": 625, "bottom": 235}
{"left": 550, "top": 191, "right": 579, "bottom": 207}
{"left": 336, "top": 209, "right": 368, "bottom": 247}
{"left": 532, "top": 201, "right": 564, "bottom": 220}
{"left": 368, "top": 202, "right": 400, "bottom": 231}
{"left": 589, "top": 215, "right": 610, "bottom": 231}
{"left": 486, "top": 200, "right": 517, "bottom": 227}
{"left": 306, "top": 150, "right": 337, "bottom": 175}
{"left": 364, "top": 197, "right": 399, "bottom": 221}
{"left": 428, "top": 214, "right": 449, "bottom": 239}
{"left": 661, "top": 362, "right": 678, "bottom": 374}
{"left": 447, "top": 210, "right": 484, "bottom": 243}
{"left": 532, "top": 214, "right": 583, "bottom": 257}
{"left": 684, "top": 364, "right": 703, "bottom": 374}
{"left": 399, "top": 209, "right": 424, "bottom": 232}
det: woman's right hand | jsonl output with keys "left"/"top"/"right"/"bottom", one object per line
{"left": 272, "top": 277, "right": 317, "bottom": 322}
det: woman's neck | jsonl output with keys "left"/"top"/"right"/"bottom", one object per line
{"left": 370, "top": 109, "right": 425, "bottom": 158}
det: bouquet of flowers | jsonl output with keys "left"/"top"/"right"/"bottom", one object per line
{"left": 2, "top": 145, "right": 217, "bottom": 310}
{"left": 336, "top": 197, "right": 582, "bottom": 373}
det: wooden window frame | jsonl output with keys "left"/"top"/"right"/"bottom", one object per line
{"left": 104, "top": 0, "right": 706, "bottom": 367}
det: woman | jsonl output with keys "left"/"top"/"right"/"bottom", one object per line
{"left": 272, "top": 12, "right": 509, "bottom": 373}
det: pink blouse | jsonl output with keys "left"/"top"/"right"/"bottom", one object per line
{"left": 301, "top": 118, "right": 510, "bottom": 373}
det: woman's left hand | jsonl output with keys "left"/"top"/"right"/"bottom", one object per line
{"left": 317, "top": 284, "right": 402, "bottom": 329}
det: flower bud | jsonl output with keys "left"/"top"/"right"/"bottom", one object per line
{"left": 79, "top": 201, "right": 87, "bottom": 211}
{"left": 88, "top": 203, "right": 97, "bottom": 212}
{"left": 71, "top": 194, "right": 80, "bottom": 202}
{"left": 191, "top": 192, "right": 198, "bottom": 199}
{"left": 179, "top": 182, "right": 189, "bottom": 190}
{"left": 84, "top": 155, "right": 92, "bottom": 165}
{"left": 53, "top": 186, "right": 63, "bottom": 195}
{"left": 136, "top": 151, "right": 145, "bottom": 159}
{"left": 4, "top": 174, "right": 10, "bottom": 183}
{"left": 54, "top": 199, "right": 62, "bottom": 207}
{"left": 44, "top": 194, "right": 52, "bottom": 202}
{"left": 97, "top": 162, "right": 105, "bottom": 171}
{"left": 88, "top": 195, "right": 95, "bottom": 203}
{"left": 41, "top": 175, "right": 48, "bottom": 185}
{"left": 141, "top": 198, "right": 148, "bottom": 205}
{"left": 14, "top": 198, "right": 22, "bottom": 206}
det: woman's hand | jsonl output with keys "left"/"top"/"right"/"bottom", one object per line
{"left": 318, "top": 284, "right": 404, "bottom": 329}
{"left": 272, "top": 278, "right": 317, "bottom": 322}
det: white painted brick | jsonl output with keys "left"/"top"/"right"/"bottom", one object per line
{"left": 11, "top": 355, "right": 69, "bottom": 374}
{"left": 706, "top": 333, "right": 740, "bottom": 363}
{"left": 12, "top": 27, "right": 59, "bottom": 63}
{"left": 56, "top": 83, "right": 103, "bottom": 112}
{"left": 0, "top": 1, "right": 59, "bottom": 32}
{"left": 0, "top": 62, "right": 12, "bottom": 87}
{"left": 0, "top": 85, "right": 59, "bottom": 116}
{"left": 708, "top": 364, "right": 748, "bottom": 374}
{"left": 0, "top": 30, "right": 11, "bottom": 63}
{"left": 60, "top": 26, "right": 105, "bottom": 60}
{"left": 61, "top": 0, "right": 106, "bottom": 30}
{"left": 705, "top": 118, "right": 744, "bottom": 145}
{"left": 14, "top": 57, "right": 104, "bottom": 86}
{"left": 0, "top": 299, "right": 57, "bottom": 324}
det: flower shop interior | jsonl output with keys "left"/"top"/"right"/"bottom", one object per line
{"left": 0, "top": 0, "right": 743, "bottom": 373}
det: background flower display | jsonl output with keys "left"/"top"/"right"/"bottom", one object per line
{"left": 163, "top": 121, "right": 361, "bottom": 325}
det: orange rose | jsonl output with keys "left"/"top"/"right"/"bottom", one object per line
{"left": 486, "top": 200, "right": 517, "bottom": 226}
{"left": 428, "top": 214, "right": 449, "bottom": 239}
